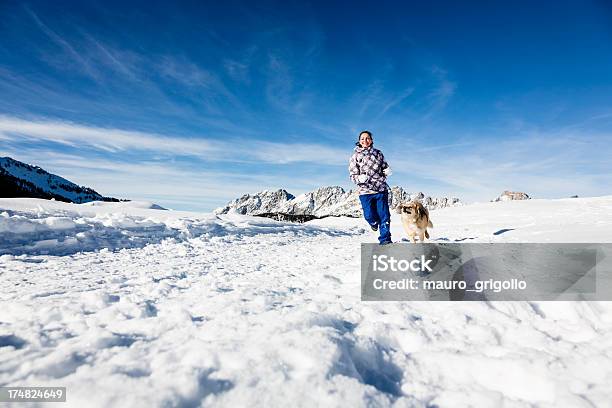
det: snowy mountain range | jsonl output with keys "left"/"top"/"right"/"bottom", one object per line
{"left": 0, "top": 157, "right": 120, "bottom": 203}
{"left": 215, "top": 186, "right": 461, "bottom": 221}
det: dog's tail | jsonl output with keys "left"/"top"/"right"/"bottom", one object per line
{"left": 425, "top": 230, "right": 430, "bottom": 239}
{"left": 428, "top": 220, "right": 433, "bottom": 228}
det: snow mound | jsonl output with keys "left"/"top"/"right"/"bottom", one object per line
{"left": 82, "top": 200, "right": 167, "bottom": 210}
{"left": 0, "top": 199, "right": 361, "bottom": 256}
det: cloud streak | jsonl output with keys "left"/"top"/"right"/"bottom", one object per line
{"left": 386, "top": 132, "right": 612, "bottom": 201}
{"left": 24, "top": 6, "right": 100, "bottom": 81}
{"left": 0, "top": 148, "right": 348, "bottom": 211}
{"left": 0, "top": 115, "right": 348, "bottom": 165}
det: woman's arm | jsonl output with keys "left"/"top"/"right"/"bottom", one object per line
{"left": 349, "top": 153, "right": 360, "bottom": 184}
{"left": 380, "top": 151, "right": 389, "bottom": 170}
{"left": 380, "top": 151, "right": 392, "bottom": 176}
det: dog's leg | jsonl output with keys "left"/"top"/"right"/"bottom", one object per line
{"left": 419, "top": 232, "right": 425, "bottom": 242}
{"left": 409, "top": 233, "right": 416, "bottom": 243}
{"left": 425, "top": 230, "right": 430, "bottom": 239}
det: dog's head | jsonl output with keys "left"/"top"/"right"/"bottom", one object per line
{"left": 396, "top": 201, "right": 426, "bottom": 220}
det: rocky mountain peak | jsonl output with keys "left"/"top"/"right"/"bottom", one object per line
{"left": 216, "top": 186, "right": 461, "bottom": 222}
{"left": 0, "top": 156, "right": 121, "bottom": 203}
{"left": 495, "top": 190, "right": 530, "bottom": 201}
{"left": 215, "top": 189, "right": 295, "bottom": 215}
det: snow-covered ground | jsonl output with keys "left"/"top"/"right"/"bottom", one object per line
{"left": 1, "top": 197, "right": 612, "bottom": 407}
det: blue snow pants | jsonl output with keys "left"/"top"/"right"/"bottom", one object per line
{"left": 359, "top": 191, "right": 391, "bottom": 244}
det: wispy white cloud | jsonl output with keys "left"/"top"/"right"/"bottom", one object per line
{"left": 0, "top": 115, "right": 347, "bottom": 165}
{"left": 223, "top": 59, "right": 250, "bottom": 84}
{"left": 428, "top": 79, "right": 456, "bottom": 111}
{"left": 353, "top": 64, "right": 456, "bottom": 124}
{"left": 223, "top": 45, "right": 258, "bottom": 85}
{"left": 376, "top": 87, "right": 415, "bottom": 119}
{"left": 250, "top": 141, "right": 348, "bottom": 165}
{"left": 0, "top": 148, "right": 348, "bottom": 211}
{"left": 0, "top": 115, "right": 215, "bottom": 155}
{"left": 265, "top": 53, "right": 297, "bottom": 112}
{"left": 263, "top": 22, "right": 323, "bottom": 116}
{"left": 15, "top": 7, "right": 249, "bottom": 119}
{"left": 24, "top": 6, "right": 100, "bottom": 81}
{"left": 83, "top": 34, "right": 139, "bottom": 80}
{"left": 157, "top": 56, "right": 215, "bottom": 87}
{"left": 386, "top": 132, "right": 612, "bottom": 201}
{"left": 422, "top": 65, "right": 456, "bottom": 117}
{"left": 156, "top": 55, "right": 248, "bottom": 115}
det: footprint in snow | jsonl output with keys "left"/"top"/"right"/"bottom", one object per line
{"left": 493, "top": 228, "right": 515, "bottom": 236}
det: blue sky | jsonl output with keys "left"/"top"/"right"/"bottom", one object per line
{"left": 1, "top": 0, "right": 612, "bottom": 211}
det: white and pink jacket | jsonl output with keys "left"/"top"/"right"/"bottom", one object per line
{"left": 348, "top": 146, "right": 390, "bottom": 195}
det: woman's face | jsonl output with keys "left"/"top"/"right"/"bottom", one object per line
{"left": 359, "top": 133, "right": 373, "bottom": 148}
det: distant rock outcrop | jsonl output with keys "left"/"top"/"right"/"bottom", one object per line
{"left": 495, "top": 190, "right": 530, "bottom": 202}
{"left": 215, "top": 186, "right": 461, "bottom": 222}
{"left": 0, "top": 157, "right": 122, "bottom": 203}
{"left": 389, "top": 186, "right": 461, "bottom": 211}
{"left": 214, "top": 189, "right": 295, "bottom": 216}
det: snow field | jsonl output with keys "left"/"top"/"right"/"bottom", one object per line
{"left": 1, "top": 197, "right": 612, "bottom": 407}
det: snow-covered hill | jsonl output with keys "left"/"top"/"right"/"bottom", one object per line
{"left": 0, "top": 157, "right": 120, "bottom": 203}
{"left": 215, "top": 186, "right": 461, "bottom": 221}
{"left": 1, "top": 196, "right": 612, "bottom": 407}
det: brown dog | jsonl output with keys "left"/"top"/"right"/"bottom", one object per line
{"left": 396, "top": 201, "right": 433, "bottom": 243}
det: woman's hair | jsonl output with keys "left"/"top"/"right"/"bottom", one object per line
{"left": 356, "top": 130, "right": 373, "bottom": 146}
